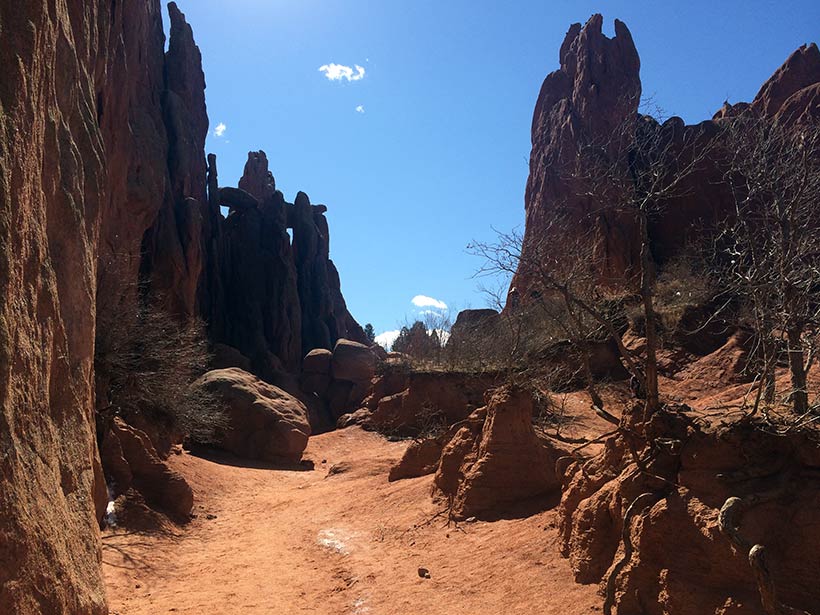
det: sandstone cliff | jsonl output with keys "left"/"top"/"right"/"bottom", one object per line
{"left": 0, "top": 2, "right": 365, "bottom": 612}
{"left": 513, "top": 14, "right": 820, "bottom": 298}
{"left": 1, "top": 2, "right": 111, "bottom": 613}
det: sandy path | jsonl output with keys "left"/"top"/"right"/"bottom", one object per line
{"left": 103, "top": 427, "right": 601, "bottom": 615}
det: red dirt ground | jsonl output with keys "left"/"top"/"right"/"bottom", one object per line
{"left": 103, "top": 426, "right": 603, "bottom": 615}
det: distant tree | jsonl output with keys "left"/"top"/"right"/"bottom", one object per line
{"left": 364, "top": 323, "right": 376, "bottom": 344}
{"left": 392, "top": 321, "right": 442, "bottom": 360}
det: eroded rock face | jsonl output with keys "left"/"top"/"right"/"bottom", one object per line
{"left": 365, "top": 371, "right": 500, "bottom": 436}
{"left": 194, "top": 368, "right": 311, "bottom": 462}
{"left": 558, "top": 410, "right": 820, "bottom": 614}
{"left": 101, "top": 418, "right": 194, "bottom": 521}
{"left": 433, "top": 387, "right": 564, "bottom": 519}
{"left": 514, "top": 15, "right": 820, "bottom": 300}
{"left": 513, "top": 14, "right": 642, "bottom": 295}
{"left": 0, "top": 2, "right": 110, "bottom": 612}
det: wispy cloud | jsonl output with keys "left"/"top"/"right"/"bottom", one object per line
{"left": 214, "top": 122, "right": 227, "bottom": 137}
{"left": 319, "top": 63, "right": 366, "bottom": 82}
{"left": 355, "top": 105, "right": 365, "bottom": 114}
{"left": 412, "top": 295, "right": 448, "bottom": 310}
{"left": 375, "top": 329, "right": 400, "bottom": 350}
{"left": 418, "top": 309, "right": 443, "bottom": 317}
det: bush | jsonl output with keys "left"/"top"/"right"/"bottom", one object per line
{"left": 95, "top": 299, "right": 225, "bottom": 443}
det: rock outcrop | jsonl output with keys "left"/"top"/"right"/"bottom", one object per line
{"left": 513, "top": 15, "right": 820, "bottom": 300}
{"left": 558, "top": 410, "right": 820, "bottom": 614}
{"left": 194, "top": 368, "right": 311, "bottom": 462}
{"left": 513, "top": 14, "right": 642, "bottom": 295}
{"left": 1, "top": 2, "right": 111, "bottom": 612}
{"left": 205, "top": 151, "right": 367, "bottom": 375}
{"left": 1, "top": 2, "right": 367, "bottom": 612}
{"left": 434, "top": 387, "right": 564, "bottom": 519}
{"left": 100, "top": 418, "right": 194, "bottom": 521}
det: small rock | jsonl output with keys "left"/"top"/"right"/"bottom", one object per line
{"left": 465, "top": 516, "right": 477, "bottom": 523}
{"left": 418, "top": 567, "right": 431, "bottom": 579}
{"left": 206, "top": 513, "right": 217, "bottom": 520}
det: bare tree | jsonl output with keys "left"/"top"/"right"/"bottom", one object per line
{"left": 714, "top": 116, "right": 820, "bottom": 419}
{"left": 472, "top": 105, "right": 715, "bottom": 422}
{"left": 575, "top": 110, "right": 717, "bottom": 416}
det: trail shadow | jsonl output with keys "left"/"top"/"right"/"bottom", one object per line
{"left": 471, "top": 490, "right": 562, "bottom": 522}
{"left": 188, "top": 445, "right": 315, "bottom": 471}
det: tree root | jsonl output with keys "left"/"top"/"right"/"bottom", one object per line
{"left": 603, "top": 491, "right": 663, "bottom": 615}
{"left": 718, "top": 494, "right": 811, "bottom": 615}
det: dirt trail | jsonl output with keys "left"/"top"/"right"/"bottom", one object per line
{"left": 103, "top": 427, "right": 601, "bottom": 615}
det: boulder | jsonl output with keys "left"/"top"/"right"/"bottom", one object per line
{"left": 194, "top": 368, "right": 311, "bottom": 462}
{"left": 331, "top": 339, "right": 377, "bottom": 382}
{"left": 303, "top": 348, "right": 333, "bottom": 375}
{"left": 434, "top": 387, "right": 564, "bottom": 519}
{"left": 220, "top": 186, "right": 259, "bottom": 212}
{"left": 101, "top": 418, "right": 194, "bottom": 521}
{"left": 388, "top": 438, "right": 446, "bottom": 482}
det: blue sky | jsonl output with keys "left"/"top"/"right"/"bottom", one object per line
{"left": 165, "top": 0, "right": 819, "bottom": 344}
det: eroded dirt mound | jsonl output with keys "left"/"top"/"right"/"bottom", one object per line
{"left": 433, "top": 386, "right": 566, "bottom": 520}
{"left": 559, "top": 408, "right": 820, "bottom": 614}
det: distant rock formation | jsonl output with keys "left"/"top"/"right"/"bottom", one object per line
{"left": 513, "top": 14, "right": 820, "bottom": 299}
{"left": 204, "top": 151, "right": 367, "bottom": 377}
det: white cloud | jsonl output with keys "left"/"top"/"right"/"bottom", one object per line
{"left": 318, "top": 63, "right": 366, "bottom": 82}
{"left": 418, "top": 309, "right": 443, "bottom": 317}
{"left": 355, "top": 105, "right": 365, "bottom": 113}
{"left": 411, "top": 295, "right": 448, "bottom": 310}
{"left": 214, "top": 122, "right": 227, "bottom": 137}
{"left": 375, "top": 329, "right": 400, "bottom": 350}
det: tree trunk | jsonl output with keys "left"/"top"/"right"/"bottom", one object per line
{"left": 787, "top": 326, "right": 809, "bottom": 415}
{"left": 639, "top": 212, "right": 660, "bottom": 415}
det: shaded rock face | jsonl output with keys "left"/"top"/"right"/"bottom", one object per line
{"left": 388, "top": 438, "right": 447, "bottom": 482}
{"left": 205, "top": 152, "right": 367, "bottom": 375}
{"left": 101, "top": 418, "right": 194, "bottom": 521}
{"left": 0, "top": 2, "right": 111, "bottom": 613}
{"left": 433, "top": 387, "right": 564, "bottom": 520}
{"left": 514, "top": 15, "right": 820, "bottom": 300}
{"left": 301, "top": 340, "right": 381, "bottom": 425}
{"left": 139, "top": 1, "right": 207, "bottom": 318}
{"left": 194, "top": 368, "right": 311, "bottom": 462}
{"left": 558, "top": 411, "right": 820, "bottom": 615}
{"left": 364, "top": 371, "right": 503, "bottom": 437}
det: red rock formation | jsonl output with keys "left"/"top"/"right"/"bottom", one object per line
{"left": 433, "top": 386, "right": 564, "bottom": 519}
{"left": 514, "top": 14, "right": 642, "bottom": 296}
{"left": 514, "top": 16, "right": 820, "bottom": 299}
{"left": 206, "top": 151, "right": 367, "bottom": 374}
{"left": 140, "top": 1, "right": 207, "bottom": 318}
{"left": 0, "top": 2, "right": 110, "bottom": 612}
{"left": 558, "top": 410, "right": 820, "bottom": 614}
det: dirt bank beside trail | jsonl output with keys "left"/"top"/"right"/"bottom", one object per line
{"left": 103, "top": 427, "right": 600, "bottom": 615}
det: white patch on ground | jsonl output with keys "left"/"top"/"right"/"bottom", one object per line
{"left": 317, "top": 528, "right": 357, "bottom": 555}
{"left": 105, "top": 486, "right": 118, "bottom": 528}
{"left": 352, "top": 597, "right": 371, "bottom": 614}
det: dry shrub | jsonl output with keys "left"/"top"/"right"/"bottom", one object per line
{"left": 95, "top": 298, "right": 225, "bottom": 443}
